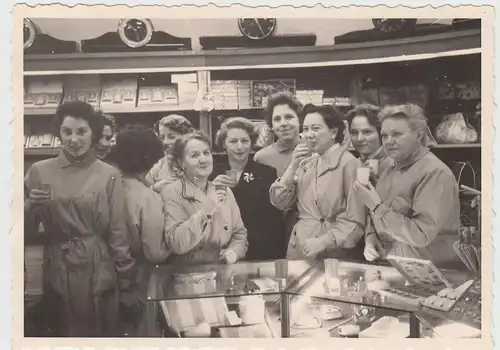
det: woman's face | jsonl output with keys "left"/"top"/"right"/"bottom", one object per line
{"left": 350, "top": 115, "right": 381, "bottom": 157}
{"left": 271, "top": 104, "right": 300, "bottom": 142}
{"left": 159, "top": 125, "right": 182, "bottom": 152}
{"left": 224, "top": 127, "right": 252, "bottom": 164}
{"left": 303, "top": 112, "right": 336, "bottom": 155}
{"left": 181, "top": 139, "right": 213, "bottom": 180}
{"left": 60, "top": 116, "right": 93, "bottom": 157}
{"left": 381, "top": 117, "right": 422, "bottom": 163}
{"left": 97, "top": 125, "right": 114, "bottom": 154}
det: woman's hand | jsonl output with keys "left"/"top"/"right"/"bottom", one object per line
{"left": 299, "top": 237, "right": 325, "bottom": 257}
{"left": 291, "top": 143, "right": 311, "bottom": 166}
{"left": 352, "top": 180, "right": 382, "bottom": 211}
{"left": 219, "top": 248, "right": 237, "bottom": 264}
{"left": 212, "top": 174, "right": 237, "bottom": 188}
{"left": 28, "top": 188, "right": 51, "bottom": 205}
{"left": 364, "top": 234, "right": 386, "bottom": 261}
{"left": 214, "top": 187, "right": 228, "bottom": 204}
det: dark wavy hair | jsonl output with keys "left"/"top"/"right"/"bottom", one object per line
{"left": 53, "top": 101, "right": 103, "bottom": 146}
{"left": 344, "top": 104, "right": 382, "bottom": 138}
{"left": 264, "top": 92, "right": 302, "bottom": 129}
{"left": 107, "top": 129, "right": 164, "bottom": 175}
{"left": 215, "top": 117, "right": 259, "bottom": 150}
{"left": 170, "top": 131, "right": 212, "bottom": 173}
{"left": 301, "top": 103, "right": 346, "bottom": 144}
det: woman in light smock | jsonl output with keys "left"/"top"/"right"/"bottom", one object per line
{"left": 161, "top": 131, "right": 248, "bottom": 265}
{"left": 24, "top": 101, "right": 136, "bottom": 337}
{"left": 345, "top": 104, "right": 393, "bottom": 185}
{"left": 270, "top": 104, "right": 367, "bottom": 259}
{"left": 106, "top": 128, "right": 169, "bottom": 336}
{"left": 353, "top": 103, "right": 460, "bottom": 268}
{"left": 146, "top": 114, "right": 195, "bottom": 193}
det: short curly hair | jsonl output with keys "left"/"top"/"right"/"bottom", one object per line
{"left": 107, "top": 129, "right": 164, "bottom": 175}
{"left": 344, "top": 104, "right": 382, "bottom": 141}
{"left": 154, "top": 114, "right": 195, "bottom": 135}
{"left": 215, "top": 117, "right": 259, "bottom": 150}
{"left": 264, "top": 92, "right": 302, "bottom": 129}
{"left": 301, "top": 103, "right": 346, "bottom": 144}
{"left": 170, "top": 131, "right": 212, "bottom": 173}
{"left": 53, "top": 101, "right": 103, "bottom": 146}
{"left": 100, "top": 113, "right": 116, "bottom": 132}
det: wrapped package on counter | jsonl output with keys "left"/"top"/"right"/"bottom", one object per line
{"left": 358, "top": 316, "right": 409, "bottom": 338}
{"left": 435, "top": 113, "right": 478, "bottom": 144}
{"left": 159, "top": 297, "right": 229, "bottom": 333}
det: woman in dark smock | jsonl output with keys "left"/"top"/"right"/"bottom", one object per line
{"left": 211, "top": 117, "right": 287, "bottom": 260}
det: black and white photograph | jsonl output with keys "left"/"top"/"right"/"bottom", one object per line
{"left": 14, "top": 7, "right": 493, "bottom": 349}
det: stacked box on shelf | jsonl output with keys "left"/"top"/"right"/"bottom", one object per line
{"left": 24, "top": 76, "right": 64, "bottom": 112}
{"left": 172, "top": 73, "right": 199, "bottom": 110}
{"left": 296, "top": 90, "right": 324, "bottom": 105}
{"left": 100, "top": 75, "right": 138, "bottom": 112}
{"left": 62, "top": 75, "right": 102, "bottom": 108}
{"left": 211, "top": 80, "right": 239, "bottom": 110}
{"left": 238, "top": 80, "right": 253, "bottom": 109}
{"left": 26, "top": 133, "right": 54, "bottom": 149}
{"left": 251, "top": 79, "right": 296, "bottom": 108}
{"left": 137, "top": 84, "right": 179, "bottom": 109}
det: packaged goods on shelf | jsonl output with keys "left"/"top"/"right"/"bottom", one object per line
{"left": 435, "top": 113, "right": 479, "bottom": 144}
{"left": 211, "top": 80, "right": 239, "bottom": 110}
{"left": 253, "top": 121, "right": 273, "bottom": 149}
{"left": 137, "top": 85, "right": 179, "bottom": 107}
{"left": 456, "top": 81, "right": 480, "bottom": 101}
{"left": 296, "top": 90, "right": 324, "bottom": 105}
{"left": 100, "top": 75, "right": 138, "bottom": 112}
{"left": 62, "top": 74, "right": 102, "bottom": 108}
{"left": 251, "top": 79, "right": 296, "bottom": 108}
{"left": 238, "top": 80, "right": 252, "bottom": 109}
{"left": 24, "top": 76, "right": 64, "bottom": 111}
{"left": 27, "top": 134, "right": 54, "bottom": 148}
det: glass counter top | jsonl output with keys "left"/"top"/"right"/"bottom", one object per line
{"left": 285, "top": 260, "right": 476, "bottom": 312}
{"left": 146, "top": 259, "right": 315, "bottom": 301}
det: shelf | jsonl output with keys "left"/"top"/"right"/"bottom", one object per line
{"left": 24, "top": 147, "right": 62, "bottom": 156}
{"left": 24, "top": 29, "right": 481, "bottom": 75}
{"left": 24, "top": 105, "right": 200, "bottom": 116}
{"left": 431, "top": 143, "right": 481, "bottom": 149}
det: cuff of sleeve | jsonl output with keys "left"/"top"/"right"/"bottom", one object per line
{"left": 372, "top": 201, "right": 390, "bottom": 218}
{"left": 320, "top": 232, "right": 337, "bottom": 249}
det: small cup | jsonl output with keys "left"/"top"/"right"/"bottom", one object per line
{"left": 275, "top": 259, "right": 288, "bottom": 279}
{"left": 225, "top": 170, "right": 238, "bottom": 183}
{"left": 357, "top": 167, "right": 371, "bottom": 186}
{"left": 39, "top": 184, "right": 52, "bottom": 200}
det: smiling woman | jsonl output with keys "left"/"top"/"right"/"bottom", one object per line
{"left": 161, "top": 131, "right": 248, "bottom": 265}
{"left": 24, "top": 100, "right": 137, "bottom": 337}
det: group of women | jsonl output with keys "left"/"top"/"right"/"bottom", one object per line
{"left": 24, "top": 93, "right": 460, "bottom": 337}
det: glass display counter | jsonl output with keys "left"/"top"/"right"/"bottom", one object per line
{"left": 145, "top": 259, "right": 314, "bottom": 337}
{"left": 145, "top": 258, "right": 481, "bottom": 339}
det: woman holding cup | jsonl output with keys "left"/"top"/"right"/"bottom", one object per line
{"left": 344, "top": 104, "right": 393, "bottom": 185}
{"left": 24, "top": 101, "right": 136, "bottom": 337}
{"left": 270, "top": 104, "right": 367, "bottom": 259}
{"left": 353, "top": 103, "right": 460, "bottom": 267}
{"left": 161, "top": 131, "right": 248, "bottom": 265}
{"left": 211, "top": 117, "right": 287, "bottom": 260}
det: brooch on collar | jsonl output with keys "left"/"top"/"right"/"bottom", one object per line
{"left": 243, "top": 172, "right": 255, "bottom": 183}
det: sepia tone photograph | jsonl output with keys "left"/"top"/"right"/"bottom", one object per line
{"left": 13, "top": 6, "right": 493, "bottom": 349}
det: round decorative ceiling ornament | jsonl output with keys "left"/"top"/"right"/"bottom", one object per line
{"left": 117, "top": 18, "right": 154, "bottom": 48}
{"left": 237, "top": 18, "right": 277, "bottom": 40}
{"left": 24, "top": 18, "right": 37, "bottom": 50}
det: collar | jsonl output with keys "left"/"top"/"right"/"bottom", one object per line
{"left": 274, "top": 136, "right": 301, "bottom": 153}
{"left": 393, "top": 146, "right": 429, "bottom": 170}
{"left": 180, "top": 175, "right": 215, "bottom": 201}
{"left": 360, "top": 147, "right": 385, "bottom": 162}
{"left": 56, "top": 148, "right": 97, "bottom": 169}
{"left": 304, "top": 143, "right": 346, "bottom": 176}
